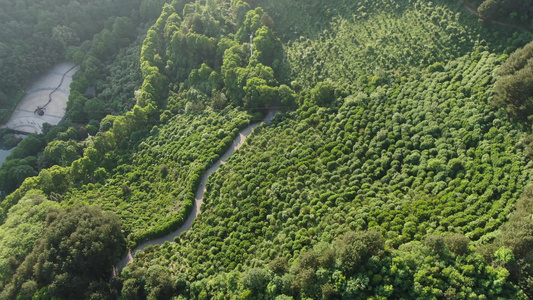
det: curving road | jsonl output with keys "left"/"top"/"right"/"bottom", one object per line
{"left": 115, "top": 109, "right": 278, "bottom": 274}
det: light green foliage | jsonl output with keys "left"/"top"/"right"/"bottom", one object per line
{"left": 0, "top": 191, "right": 59, "bottom": 289}
{"left": 0, "top": 205, "right": 126, "bottom": 299}
{"left": 236, "top": 7, "right": 268, "bottom": 43}
{"left": 63, "top": 108, "right": 251, "bottom": 247}
{"left": 495, "top": 247, "right": 515, "bottom": 264}
{"left": 161, "top": 0, "right": 283, "bottom": 112}
{"left": 1, "top": 0, "right": 280, "bottom": 248}
{"left": 3, "top": 0, "right": 533, "bottom": 298}
{"left": 253, "top": 26, "right": 278, "bottom": 66}
{"left": 40, "top": 140, "right": 81, "bottom": 168}
{"left": 119, "top": 1, "right": 533, "bottom": 298}
{"left": 284, "top": 0, "right": 505, "bottom": 91}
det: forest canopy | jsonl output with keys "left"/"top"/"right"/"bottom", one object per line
{"left": 476, "top": 0, "right": 533, "bottom": 25}
{"left": 1, "top": 0, "right": 533, "bottom": 299}
{"left": 492, "top": 41, "right": 533, "bottom": 121}
{"left": 0, "top": 204, "right": 126, "bottom": 299}
{"left": 0, "top": 0, "right": 151, "bottom": 123}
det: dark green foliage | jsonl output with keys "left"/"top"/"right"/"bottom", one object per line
{"left": 0, "top": 0, "right": 144, "bottom": 124}
{"left": 0, "top": 2, "right": 148, "bottom": 195}
{"left": 3, "top": 0, "right": 533, "bottom": 298}
{"left": 242, "top": 268, "right": 270, "bottom": 294}
{"left": 116, "top": 1, "right": 533, "bottom": 297}
{"left": 477, "top": 0, "right": 533, "bottom": 26}
{"left": 0, "top": 205, "right": 126, "bottom": 299}
{"left": 269, "top": 257, "right": 288, "bottom": 275}
{"left": 335, "top": 230, "right": 384, "bottom": 275}
{"left": 427, "top": 62, "right": 445, "bottom": 73}
{"left": 443, "top": 234, "right": 471, "bottom": 256}
{"left": 0, "top": 133, "right": 22, "bottom": 149}
{"left": 492, "top": 41, "right": 533, "bottom": 121}
{"left": 309, "top": 81, "right": 336, "bottom": 107}
{"left": 7, "top": 135, "right": 45, "bottom": 160}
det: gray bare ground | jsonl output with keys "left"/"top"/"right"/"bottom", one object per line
{"left": 4, "top": 62, "right": 78, "bottom": 134}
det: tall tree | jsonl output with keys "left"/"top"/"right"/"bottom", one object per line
{"left": 0, "top": 205, "right": 126, "bottom": 299}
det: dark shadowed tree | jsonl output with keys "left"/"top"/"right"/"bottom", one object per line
{"left": 0, "top": 205, "right": 126, "bottom": 299}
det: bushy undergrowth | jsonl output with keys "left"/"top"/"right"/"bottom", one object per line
{"left": 119, "top": 0, "right": 533, "bottom": 292}
{"left": 122, "top": 45, "right": 529, "bottom": 276}
{"left": 64, "top": 108, "right": 252, "bottom": 247}
{"left": 282, "top": 0, "right": 530, "bottom": 92}
{"left": 3, "top": 0, "right": 533, "bottom": 298}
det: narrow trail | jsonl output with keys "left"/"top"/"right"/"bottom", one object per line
{"left": 462, "top": 0, "right": 478, "bottom": 15}
{"left": 115, "top": 109, "right": 278, "bottom": 274}
{"left": 462, "top": 1, "right": 532, "bottom": 32}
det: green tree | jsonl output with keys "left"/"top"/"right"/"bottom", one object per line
{"left": 8, "top": 134, "right": 45, "bottom": 159}
{"left": 478, "top": 0, "right": 499, "bottom": 20}
{"left": 51, "top": 25, "right": 80, "bottom": 48}
{"left": 278, "top": 84, "right": 296, "bottom": 107}
{"left": 40, "top": 140, "right": 81, "bottom": 168}
{"left": 242, "top": 268, "right": 271, "bottom": 294}
{"left": 310, "top": 81, "right": 336, "bottom": 107}
{"left": 0, "top": 191, "right": 59, "bottom": 288}
{"left": 84, "top": 97, "right": 106, "bottom": 122}
{"left": 1, "top": 205, "right": 126, "bottom": 299}
{"left": 140, "top": 0, "right": 167, "bottom": 21}
{"left": 0, "top": 157, "right": 38, "bottom": 194}
{"left": 493, "top": 42, "right": 533, "bottom": 120}
{"left": 244, "top": 77, "right": 277, "bottom": 110}
{"left": 335, "top": 230, "right": 385, "bottom": 276}
{"left": 253, "top": 26, "right": 278, "bottom": 66}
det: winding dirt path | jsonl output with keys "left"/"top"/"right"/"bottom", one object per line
{"left": 462, "top": 0, "right": 532, "bottom": 32}
{"left": 115, "top": 109, "right": 278, "bottom": 274}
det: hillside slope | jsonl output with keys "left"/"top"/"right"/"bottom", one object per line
{"left": 118, "top": 0, "right": 533, "bottom": 299}
{"left": 1, "top": 0, "right": 533, "bottom": 298}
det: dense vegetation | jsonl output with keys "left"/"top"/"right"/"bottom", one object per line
{"left": 474, "top": 0, "right": 533, "bottom": 27}
{"left": 492, "top": 41, "right": 533, "bottom": 121}
{"left": 0, "top": 0, "right": 149, "bottom": 123}
{"left": 0, "top": 204, "right": 126, "bottom": 299}
{"left": 120, "top": 52, "right": 531, "bottom": 300}
{"left": 2, "top": 0, "right": 282, "bottom": 246}
{"left": 117, "top": 0, "right": 533, "bottom": 298}
{"left": 0, "top": 190, "right": 60, "bottom": 290}
{"left": 65, "top": 108, "right": 252, "bottom": 247}
{"left": 0, "top": 0, "right": 150, "bottom": 196}
{"left": 2, "top": 0, "right": 533, "bottom": 299}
